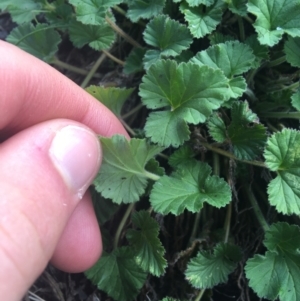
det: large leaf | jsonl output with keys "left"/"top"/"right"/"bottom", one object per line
{"left": 126, "top": 0, "right": 166, "bottom": 23}
{"left": 69, "top": 0, "right": 122, "bottom": 25}
{"left": 139, "top": 60, "right": 229, "bottom": 147}
{"left": 69, "top": 20, "right": 115, "bottom": 50}
{"left": 245, "top": 222, "right": 300, "bottom": 301}
{"left": 85, "top": 86, "right": 134, "bottom": 117}
{"left": 247, "top": 0, "right": 300, "bottom": 46}
{"left": 264, "top": 129, "right": 300, "bottom": 215}
{"left": 6, "top": 23, "right": 61, "bottom": 62}
{"left": 93, "top": 135, "right": 164, "bottom": 204}
{"left": 186, "top": 243, "right": 241, "bottom": 289}
{"left": 85, "top": 247, "right": 147, "bottom": 301}
{"left": 150, "top": 161, "right": 231, "bottom": 215}
{"left": 191, "top": 41, "right": 256, "bottom": 98}
{"left": 180, "top": 0, "right": 225, "bottom": 39}
{"left": 126, "top": 211, "right": 167, "bottom": 276}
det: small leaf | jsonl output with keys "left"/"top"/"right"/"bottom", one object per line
{"left": 264, "top": 129, "right": 300, "bottom": 215}
{"left": 228, "top": 102, "right": 266, "bottom": 160}
{"left": 180, "top": 0, "right": 225, "bottom": 39}
{"left": 139, "top": 60, "right": 229, "bottom": 147}
{"left": 291, "top": 90, "right": 300, "bottom": 111}
{"left": 207, "top": 113, "right": 227, "bottom": 143}
{"left": 69, "top": 0, "right": 122, "bottom": 25}
{"left": 185, "top": 243, "right": 241, "bottom": 289}
{"left": 168, "top": 145, "right": 195, "bottom": 168}
{"left": 85, "top": 86, "right": 134, "bottom": 117}
{"left": 93, "top": 135, "right": 164, "bottom": 204}
{"left": 69, "top": 20, "right": 115, "bottom": 50}
{"left": 6, "top": 23, "right": 61, "bottom": 62}
{"left": 284, "top": 36, "right": 300, "bottom": 68}
{"left": 247, "top": 0, "right": 300, "bottom": 46}
{"left": 85, "top": 247, "right": 147, "bottom": 301}
{"left": 150, "top": 161, "right": 231, "bottom": 215}
{"left": 124, "top": 48, "right": 147, "bottom": 74}
{"left": 245, "top": 222, "right": 300, "bottom": 301}
{"left": 126, "top": 0, "right": 166, "bottom": 23}
{"left": 126, "top": 211, "right": 167, "bottom": 276}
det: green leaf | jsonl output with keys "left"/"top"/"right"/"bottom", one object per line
{"left": 168, "top": 145, "right": 195, "bottom": 168}
{"left": 186, "top": 0, "right": 215, "bottom": 7}
{"left": 85, "top": 247, "right": 147, "bottom": 301}
{"left": 180, "top": 0, "right": 225, "bottom": 39}
{"left": 191, "top": 41, "right": 255, "bottom": 98}
{"left": 264, "top": 129, "right": 300, "bottom": 215}
{"left": 191, "top": 41, "right": 256, "bottom": 77}
{"left": 126, "top": 211, "right": 167, "bottom": 276}
{"left": 247, "top": 0, "right": 300, "bottom": 46}
{"left": 69, "top": 20, "right": 115, "bottom": 50}
{"left": 150, "top": 161, "right": 231, "bottom": 215}
{"left": 142, "top": 14, "right": 192, "bottom": 69}
{"left": 69, "top": 0, "right": 122, "bottom": 25}
{"left": 124, "top": 48, "right": 147, "bottom": 74}
{"left": 207, "top": 113, "right": 227, "bottom": 143}
{"left": 245, "top": 222, "right": 300, "bottom": 301}
{"left": 225, "top": 0, "right": 247, "bottom": 16}
{"left": 93, "top": 135, "right": 164, "bottom": 204}
{"left": 245, "top": 34, "right": 269, "bottom": 67}
{"left": 208, "top": 32, "right": 235, "bottom": 45}
{"left": 186, "top": 243, "right": 241, "bottom": 289}
{"left": 284, "top": 37, "right": 300, "bottom": 68}
{"left": 2, "top": 0, "right": 42, "bottom": 24}
{"left": 6, "top": 23, "right": 61, "bottom": 62}
{"left": 291, "top": 90, "right": 300, "bottom": 111}
{"left": 139, "top": 60, "right": 229, "bottom": 147}
{"left": 126, "top": 0, "right": 166, "bottom": 23}
{"left": 228, "top": 102, "right": 266, "bottom": 160}
{"left": 85, "top": 86, "right": 134, "bottom": 116}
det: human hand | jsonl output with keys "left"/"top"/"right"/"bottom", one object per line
{"left": 0, "top": 40, "right": 128, "bottom": 300}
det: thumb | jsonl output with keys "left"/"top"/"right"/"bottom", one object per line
{"left": 0, "top": 120, "right": 101, "bottom": 300}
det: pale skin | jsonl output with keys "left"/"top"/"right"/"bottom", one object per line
{"left": 0, "top": 40, "right": 128, "bottom": 300}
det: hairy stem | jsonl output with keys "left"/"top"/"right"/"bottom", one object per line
{"left": 200, "top": 141, "right": 266, "bottom": 168}
{"left": 223, "top": 202, "right": 232, "bottom": 243}
{"left": 238, "top": 17, "right": 245, "bottom": 41}
{"left": 260, "top": 111, "right": 300, "bottom": 119}
{"left": 267, "top": 56, "right": 286, "bottom": 67}
{"left": 195, "top": 289, "right": 206, "bottom": 301}
{"left": 143, "top": 170, "right": 161, "bottom": 181}
{"left": 245, "top": 185, "right": 269, "bottom": 232}
{"left": 102, "top": 49, "right": 125, "bottom": 66}
{"left": 122, "top": 103, "right": 144, "bottom": 119}
{"left": 80, "top": 52, "right": 107, "bottom": 88}
{"left": 114, "top": 203, "right": 135, "bottom": 249}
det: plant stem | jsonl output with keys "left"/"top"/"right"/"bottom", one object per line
{"left": 200, "top": 141, "right": 266, "bottom": 168}
{"left": 122, "top": 103, "right": 144, "bottom": 119}
{"left": 260, "top": 111, "right": 300, "bottom": 119}
{"left": 223, "top": 202, "right": 232, "bottom": 243}
{"left": 144, "top": 170, "right": 161, "bottom": 181}
{"left": 102, "top": 49, "right": 125, "bottom": 66}
{"left": 120, "top": 119, "right": 136, "bottom": 136}
{"left": 245, "top": 185, "right": 269, "bottom": 232}
{"left": 80, "top": 52, "right": 107, "bottom": 88}
{"left": 237, "top": 17, "right": 245, "bottom": 41}
{"left": 267, "top": 56, "right": 286, "bottom": 67}
{"left": 195, "top": 289, "right": 205, "bottom": 301}
{"left": 189, "top": 211, "right": 201, "bottom": 245}
{"left": 213, "top": 152, "right": 220, "bottom": 176}
{"left": 51, "top": 57, "right": 100, "bottom": 77}
{"left": 106, "top": 16, "right": 142, "bottom": 48}
{"left": 113, "top": 203, "right": 135, "bottom": 249}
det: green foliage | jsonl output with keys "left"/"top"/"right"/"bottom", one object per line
{"left": 4, "top": 0, "right": 300, "bottom": 300}
{"left": 186, "top": 243, "right": 242, "bottom": 288}
{"left": 150, "top": 161, "right": 231, "bottom": 215}
{"left": 245, "top": 223, "right": 300, "bottom": 301}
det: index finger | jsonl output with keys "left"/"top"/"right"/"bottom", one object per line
{"left": 0, "top": 40, "right": 128, "bottom": 139}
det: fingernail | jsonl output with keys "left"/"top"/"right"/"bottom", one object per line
{"left": 49, "top": 125, "right": 101, "bottom": 198}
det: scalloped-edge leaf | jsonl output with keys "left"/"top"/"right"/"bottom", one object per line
{"left": 284, "top": 36, "right": 300, "bottom": 68}
{"left": 150, "top": 161, "right": 231, "bottom": 215}
{"left": 264, "top": 129, "right": 300, "bottom": 214}
{"left": 85, "top": 86, "right": 134, "bottom": 116}
{"left": 186, "top": 243, "right": 241, "bottom": 289}
{"left": 126, "top": 211, "right": 167, "bottom": 276}
{"left": 93, "top": 135, "right": 164, "bottom": 204}
{"left": 85, "top": 246, "right": 147, "bottom": 301}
